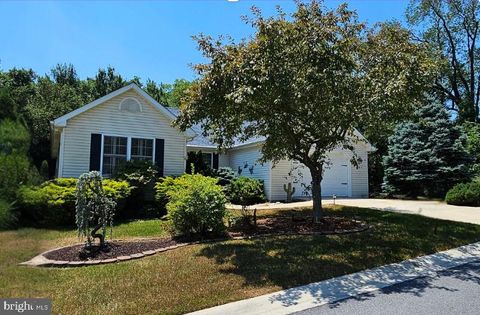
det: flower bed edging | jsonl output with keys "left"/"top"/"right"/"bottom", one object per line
{"left": 19, "top": 241, "right": 191, "bottom": 268}
{"left": 20, "top": 223, "right": 370, "bottom": 268}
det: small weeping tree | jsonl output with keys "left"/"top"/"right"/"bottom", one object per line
{"left": 76, "top": 171, "right": 115, "bottom": 252}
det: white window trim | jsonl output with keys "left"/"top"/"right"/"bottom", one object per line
{"left": 58, "top": 128, "right": 65, "bottom": 177}
{"left": 100, "top": 133, "right": 156, "bottom": 176}
{"left": 131, "top": 138, "right": 155, "bottom": 161}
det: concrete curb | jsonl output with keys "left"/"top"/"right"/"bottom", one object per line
{"left": 187, "top": 241, "right": 480, "bottom": 315}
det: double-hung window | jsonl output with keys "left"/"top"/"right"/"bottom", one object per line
{"left": 102, "top": 136, "right": 155, "bottom": 176}
{"left": 131, "top": 138, "right": 153, "bottom": 161}
{"left": 102, "top": 136, "right": 127, "bottom": 176}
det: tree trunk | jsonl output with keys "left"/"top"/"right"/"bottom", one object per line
{"left": 90, "top": 223, "right": 105, "bottom": 248}
{"left": 311, "top": 170, "right": 323, "bottom": 223}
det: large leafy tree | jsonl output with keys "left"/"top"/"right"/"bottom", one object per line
{"left": 463, "top": 122, "right": 480, "bottom": 173}
{"left": 407, "top": 0, "right": 480, "bottom": 122}
{"left": 0, "top": 68, "right": 37, "bottom": 117}
{"left": 177, "top": 1, "right": 434, "bottom": 221}
{"left": 383, "top": 101, "right": 473, "bottom": 197}
{"left": 25, "top": 76, "right": 86, "bottom": 168}
{"left": 160, "top": 79, "right": 192, "bottom": 107}
{"left": 91, "top": 66, "right": 126, "bottom": 99}
{"left": 51, "top": 63, "right": 79, "bottom": 87}
{"left": 145, "top": 79, "right": 167, "bottom": 104}
{"left": 144, "top": 78, "right": 192, "bottom": 107}
{"left": 0, "top": 87, "right": 17, "bottom": 121}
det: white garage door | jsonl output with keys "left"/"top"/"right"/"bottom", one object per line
{"left": 292, "top": 152, "right": 350, "bottom": 197}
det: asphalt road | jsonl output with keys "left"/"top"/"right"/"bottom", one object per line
{"left": 293, "top": 260, "right": 480, "bottom": 315}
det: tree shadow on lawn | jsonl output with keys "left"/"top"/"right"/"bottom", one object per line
{"left": 197, "top": 207, "right": 480, "bottom": 307}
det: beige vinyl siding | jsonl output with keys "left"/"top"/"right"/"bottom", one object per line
{"left": 228, "top": 145, "right": 272, "bottom": 200}
{"left": 218, "top": 153, "right": 229, "bottom": 168}
{"left": 60, "top": 90, "right": 187, "bottom": 178}
{"left": 270, "top": 159, "right": 292, "bottom": 201}
{"left": 349, "top": 144, "right": 369, "bottom": 197}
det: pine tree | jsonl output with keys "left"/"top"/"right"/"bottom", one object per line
{"left": 383, "top": 101, "right": 473, "bottom": 197}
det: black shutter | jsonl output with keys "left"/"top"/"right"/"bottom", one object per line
{"left": 155, "top": 139, "right": 165, "bottom": 177}
{"left": 89, "top": 133, "right": 102, "bottom": 171}
{"left": 212, "top": 153, "right": 219, "bottom": 170}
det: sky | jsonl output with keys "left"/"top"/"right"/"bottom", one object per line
{"left": 0, "top": 0, "right": 410, "bottom": 84}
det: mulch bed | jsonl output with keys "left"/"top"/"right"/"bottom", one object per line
{"left": 37, "top": 216, "right": 367, "bottom": 265}
{"left": 44, "top": 238, "right": 178, "bottom": 262}
{"left": 228, "top": 215, "right": 368, "bottom": 237}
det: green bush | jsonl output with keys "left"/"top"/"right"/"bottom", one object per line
{"left": 228, "top": 176, "right": 265, "bottom": 206}
{"left": 157, "top": 174, "right": 227, "bottom": 237}
{"left": 113, "top": 160, "right": 160, "bottom": 219}
{"left": 0, "top": 199, "right": 17, "bottom": 230}
{"left": 213, "top": 167, "right": 237, "bottom": 187}
{"left": 155, "top": 176, "right": 180, "bottom": 210}
{"left": 0, "top": 153, "right": 42, "bottom": 201}
{"left": 227, "top": 176, "right": 265, "bottom": 223}
{"left": 445, "top": 182, "right": 480, "bottom": 207}
{"left": 17, "top": 178, "right": 131, "bottom": 227}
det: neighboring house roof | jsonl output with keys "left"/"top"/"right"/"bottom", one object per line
{"left": 51, "top": 83, "right": 196, "bottom": 138}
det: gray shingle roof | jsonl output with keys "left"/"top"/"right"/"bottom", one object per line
{"left": 166, "top": 107, "right": 265, "bottom": 149}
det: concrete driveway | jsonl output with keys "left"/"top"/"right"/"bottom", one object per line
{"left": 331, "top": 199, "right": 480, "bottom": 225}
{"left": 228, "top": 199, "right": 480, "bottom": 225}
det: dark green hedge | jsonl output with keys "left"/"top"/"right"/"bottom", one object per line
{"left": 445, "top": 181, "right": 480, "bottom": 207}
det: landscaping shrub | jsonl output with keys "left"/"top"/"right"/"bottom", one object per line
{"left": 0, "top": 153, "right": 42, "bottom": 201}
{"left": 17, "top": 178, "right": 131, "bottom": 227}
{"left": 445, "top": 182, "right": 480, "bottom": 207}
{"left": 155, "top": 176, "right": 179, "bottom": 211}
{"left": 158, "top": 173, "right": 227, "bottom": 237}
{"left": 227, "top": 176, "right": 265, "bottom": 223}
{"left": 228, "top": 176, "right": 265, "bottom": 205}
{"left": 113, "top": 160, "right": 160, "bottom": 219}
{"left": 213, "top": 167, "right": 237, "bottom": 187}
{"left": 0, "top": 199, "right": 17, "bottom": 230}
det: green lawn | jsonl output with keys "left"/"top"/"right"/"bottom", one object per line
{"left": 1, "top": 206, "right": 479, "bottom": 315}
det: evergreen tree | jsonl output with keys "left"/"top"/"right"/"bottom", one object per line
{"left": 383, "top": 101, "right": 473, "bottom": 197}
{"left": 91, "top": 66, "right": 125, "bottom": 98}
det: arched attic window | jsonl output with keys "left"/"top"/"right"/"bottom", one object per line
{"left": 119, "top": 97, "right": 142, "bottom": 113}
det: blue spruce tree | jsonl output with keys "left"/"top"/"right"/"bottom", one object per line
{"left": 383, "top": 101, "right": 473, "bottom": 197}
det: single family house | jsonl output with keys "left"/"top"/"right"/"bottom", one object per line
{"left": 51, "top": 83, "right": 374, "bottom": 201}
